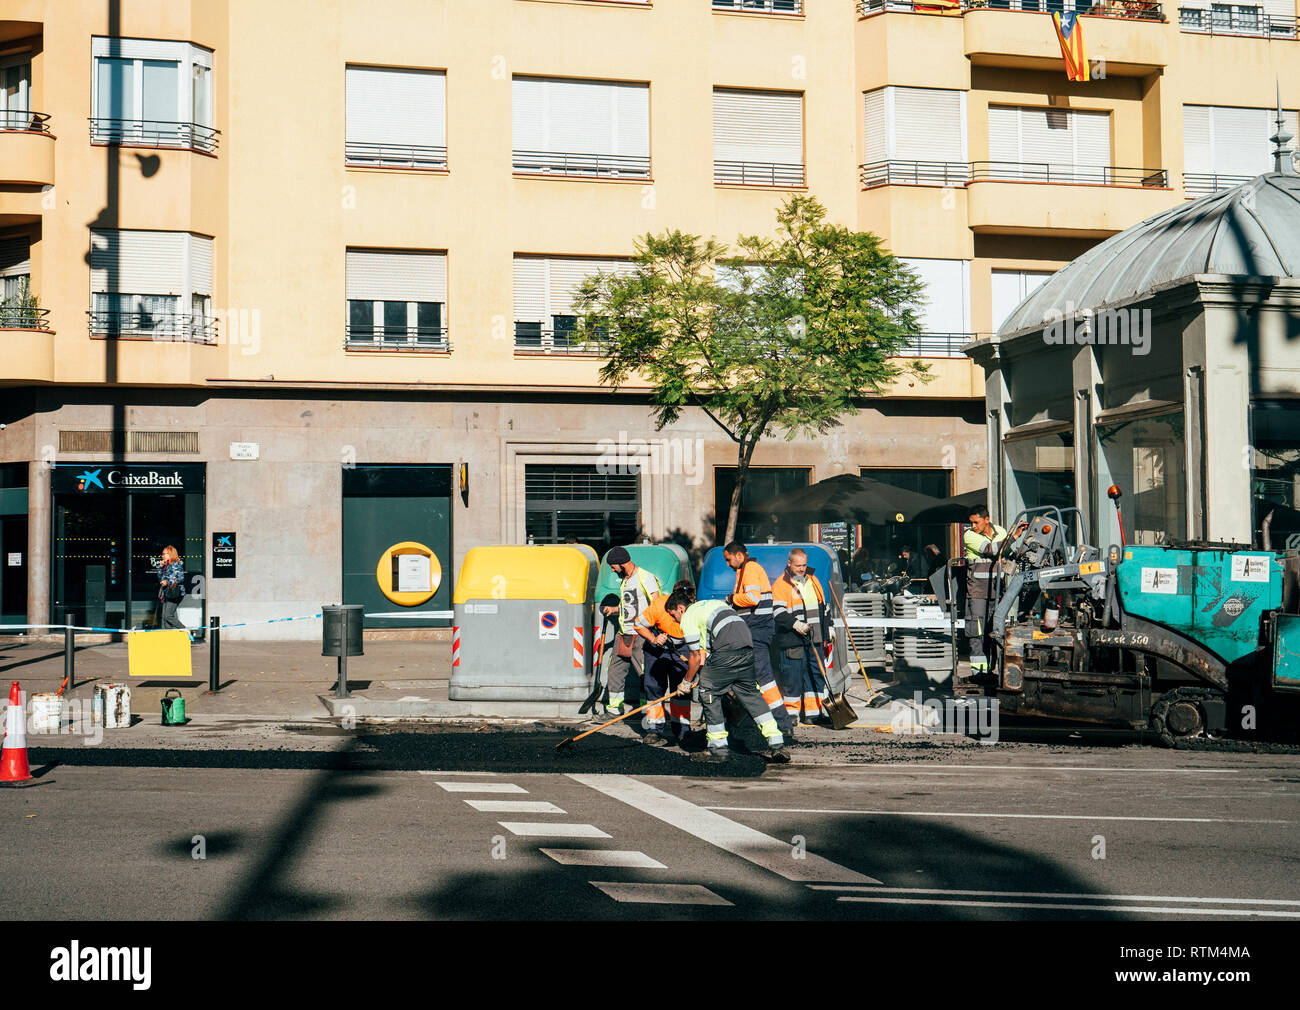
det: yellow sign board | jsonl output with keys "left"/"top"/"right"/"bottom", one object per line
{"left": 1079, "top": 561, "right": 1102, "bottom": 575}
{"left": 376, "top": 541, "right": 443, "bottom": 607}
{"left": 128, "top": 629, "right": 193, "bottom": 678}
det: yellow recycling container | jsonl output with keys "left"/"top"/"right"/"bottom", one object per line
{"left": 449, "top": 544, "right": 598, "bottom": 701}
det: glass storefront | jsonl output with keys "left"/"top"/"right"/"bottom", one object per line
{"left": 0, "top": 463, "right": 28, "bottom": 627}
{"left": 1095, "top": 410, "right": 1186, "bottom": 547}
{"left": 1250, "top": 400, "right": 1300, "bottom": 548}
{"left": 859, "top": 467, "right": 953, "bottom": 576}
{"left": 1003, "top": 428, "right": 1075, "bottom": 520}
{"left": 50, "top": 463, "right": 205, "bottom": 631}
{"left": 525, "top": 463, "right": 642, "bottom": 557}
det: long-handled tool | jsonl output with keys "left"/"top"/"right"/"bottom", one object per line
{"left": 809, "top": 638, "right": 857, "bottom": 730}
{"left": 557, "top": 687, "right": 682, "bottom": 751}
{"left": 578, "top": 609, "right": 616, "bottom": 715}
{"left": 828, "top": 580, "right": 884, "bottom": 704}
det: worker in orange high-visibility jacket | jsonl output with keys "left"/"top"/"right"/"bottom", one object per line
{"left": 724, "top": 541, "right": 794, "bottom": 742}
{"left": 634, "top": 580, "right": 696, "bottom": 747}
{"left": 771, "top": 547, "right": 834, "bottom": 726}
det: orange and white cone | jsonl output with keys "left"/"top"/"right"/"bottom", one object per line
{"left": 1, "top": 681, "right": 31, "bottom": 784}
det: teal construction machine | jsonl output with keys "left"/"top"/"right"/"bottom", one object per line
{"left": 952, "top": 492, "right": 1300, "bottom": 746}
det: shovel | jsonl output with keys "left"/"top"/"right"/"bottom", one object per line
{"left": 810, "top": 639, "right": 858, "bottom": 731}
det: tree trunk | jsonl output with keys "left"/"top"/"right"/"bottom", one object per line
{"left": 724, "top": 437, "right": 760, "bottom": 545}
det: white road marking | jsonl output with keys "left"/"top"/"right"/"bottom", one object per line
{"left": 498, "top": 822, "right": 611, "bottom": 838}
{"left": 569, "top": 774, "right": 879, "bottom": 885}
{"left": 826, "top": 764, "right": 1242, "bottom": 775}
{"left": 808, "top": 885, "right": 1300, "bottom": 907}
{"left": 703, "top": 806, "right": 1289, "bottom": 824}
{"left": 464, "top": 800, "right": 566, "bottom": 814}
{"left": 435, "top": 782, "right": 527, "bottom": 793}
{"left": 591, "top": 882, "right": 732, "bottom": 906}
{"left": 418, "top": 770, "right": 499, "bottom": 776}
{"left": 541, "top": 849, "right": 668, "bottom": 869}
{"left": 835, "top": 896, "right": 1300, "bottom": 918}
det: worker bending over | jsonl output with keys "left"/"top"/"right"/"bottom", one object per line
{"left": 635, "top": 579, "right": 696, "bottom": 748}
{"left": 724, "top": 541, "right": 794, "bottom": 742}
{"left": 665, "top": 591, "right": 789, "bottom": 764}
{"left": 772, "top": 548, "right": 834, "bottom": 726}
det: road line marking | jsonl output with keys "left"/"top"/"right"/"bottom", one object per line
{"left": 498, "top": 822, "right": 611, "bottom": 838}
{"left": 569, "top": 774, "right": 878, "bottom": 885}
{"left": 419, "top": 770, "right": 500, "bottom": 776}
{"left": 702, "top": 806, "right": 1289, "bottom": 824}
{"left": 591, "top": 882, "right": 732, "bottom": 906}
{"left": 464, "top": 800, "right": 566, "bottom": 814}
{"left": 542, "top": 849, "right": 667, "bottom": 869}
{"left": 827, "top": 764, "right": 1242, "bottom": 774}
{"left": 808, "top": 885, "right": 1300, "bottom": 907}
{"left": 435, "top": 782, "right": 527, "bottom": 793}
{"left": 835, "top": 896, "right": 1300, "bottom": 917}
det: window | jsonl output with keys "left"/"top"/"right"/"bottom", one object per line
{"left": 1180, "top": 2, "right": 1294, "bottom": 37}
{"left": 1003, "top": 429, "right": 1075, "bottom": 520}
{"left": 525, "top": 464, "right": 641, "bottom": 557}
{"left": 0, "top": 236, "right": 42, "bottom": 329}
{"left": 1095, "top": 410, "right": 1186, "bottom": 546}
{"left": 986, "top": 106, "right": 1110, "bottom": 184}
{"left": 861, "top": 87, "right": 967, "bottom": 188}
{"left": 91, "top": 38, "right": 216, "bottom": 151}
{"left": 714, "top": 466, "right": 811, "bottom": 544}
{"left": 1250, "top": 401, "right": 1300, "bottom": 547}
{"left": 89, "top": 230, "right": 213, "bottom": 341}
{"left": 991, "top": 269, "right": 1053, "bottom": 334}
{"left": 897, "top": 258, "right": 971, "bottom": 355}
{"left": 345, "top": 66, "right": 447, "bottom": 169}
{"left": 0, "top": 58, "right": 31, "bottom": 130}
{"left": 859, "top": 467, "right": 953, "bottom": 571}
{"left": 1183, "top": 105, "right": 1300, "bottom": 195}
{"left": 713, "top": 0, "right": 804, "bottom": 12}
{"left": 512, "top": 77, "right": 650, "bottom": 179}
{"left": 512, "top": 255, "right": 633, "bottom": 353}
{"left": 345, "top": 249, "right": 448, "bottom": 350}
{"left": 713, "top": 88, "right": 804, "bottom": 187}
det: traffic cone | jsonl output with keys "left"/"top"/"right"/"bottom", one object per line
{"left": 1, "top": 681, "right": 31, "bottom": 784}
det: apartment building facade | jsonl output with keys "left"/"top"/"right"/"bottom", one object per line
{"left": 0, "top": 0, "right": 1295, "bottom": 637}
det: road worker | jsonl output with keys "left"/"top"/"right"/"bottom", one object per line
{"left": 600, "top": 546, "right": 662, "bottom": 717}
{"left": 772, "top": 548, "right": 834, "bottom": 726}
{"left": 963, "top": 505, "right": 1028, "bottom": 680}
{"left": 666, "top": 591, "right": 788, "bottom": 764}
{"left": 724, "top": 541, "right": 794, "bottom": 741}
{"left": 634, "top": 579, "right": 696, "bottom": 747}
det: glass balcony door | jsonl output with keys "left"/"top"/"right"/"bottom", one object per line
{"left": 0, "top": 60, "right": 31, "bottom": 130}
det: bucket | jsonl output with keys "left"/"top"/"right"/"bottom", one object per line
{"left": 97, "top": 683, "right": 131, "bottom": 729}
{"left": 30, "top": 693, "right": 63, "bottom": 734}
{"left": 161, "top": 689, "right": 186, "bottom": 726}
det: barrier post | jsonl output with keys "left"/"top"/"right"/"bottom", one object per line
{"left": 207, "top": 616, "right": 221, "bottom": 694}
{"left": 64, "top": 625, "right": 75, "bottom": 691}
{"left": 337, "top": 652, "right": 349, "bottom": 699}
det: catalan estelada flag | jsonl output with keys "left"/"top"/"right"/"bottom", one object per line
{"left": 1053, "top": 12, "right": 1090, "bottom": 83}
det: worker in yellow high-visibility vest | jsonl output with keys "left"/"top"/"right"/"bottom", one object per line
{"left": 963, "top": 505, "right": 1027, "bottom": 678}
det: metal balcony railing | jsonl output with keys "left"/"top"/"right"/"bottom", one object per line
{"left": 969, "top": 161, "right": 1169, "bottom": 186}
{"left": 896, "top": 332, "right": 976, "bottom": 357}
{"left": 88, "top": 310, "right": 217, "bottom": 343}
{"left": 713, "top": 0, "right": 804, "bottom": 13}
{"left": 89, "top": 118, "right": 220, "bottom": 153}
{"left": 1178, "top": 7, "right": 1298, "bottom": 36}
{"left": 512, "top": 150, "right": 651, "bottom": 180}
{"left": 0, "top": 110, "right": 51, "bottom": 134}
{"left": 514, "top": 326, "right": 610, "bottom": 356}
{"left": 714, "top": 160, "right": 806, "bottom": 187}
{"left": 345, "top": 141, "right": 448, "bottom": 170}
{"left": 1183, "top": 171, "right": 1254, "bottom": 196}
{"left": 858, "top": 0, "right": 1166, "bottom": 18}
{"left": 860, "top": 160, "right": 970, "bottom": 188}
{"left": 345, "top": 325, "right": 450, "bottom": 351}
{"left": 0, "top": 306, "right": 50, "bottom": 330}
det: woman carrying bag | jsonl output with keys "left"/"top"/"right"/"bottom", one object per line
{"left": 156, "top": 545, "right": 188, "bottom": 632}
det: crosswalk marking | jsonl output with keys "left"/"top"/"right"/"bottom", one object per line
{"left": 810, "top": 885, "right": 1300, "bottom": 907}
{"left": 435, "top": 782, "right": 527, "bottom": 793}
{"left": 541, "top": 849, "right": 668, "bottom": 869}
{"left": 704, "top": 806, "right": 1289, "bottom": 825}
{"left": 591, "top": 882, "right": 732, "bottom": 906}
{"left": 569, "top": 774, "right": 879, "bottom": 885}
{"left": 464, "top": 800, "right": 566, "bottom": 814}
{"left": 419, "top": 770, "right": 500, "bottom": 776}
{"left": 498, "top": 822, "right": 611, "bottom": 838}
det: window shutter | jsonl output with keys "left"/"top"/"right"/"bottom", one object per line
{"left": 93, "top": 37, "right": 188, "bottom": 61}
{"left": 893, "top": 88, "right": 963, "bottom": 162}
{"left": 189, "top": 235, "right": 212, "bottom": 297}
{"left": 1183, "top": 105, "right": 1212, "bottom": 174}
{"left": 513, "top": 256, "right": 548, "bottom": 322}
{"left": 346, "top": 250, "right": 446, "bottom": 302}
{"left": 612, "top": 82, "right": 650, "bottom": 159}
{"left": 991, "top": 269, "right": 1052, "bottom": 333}
{"left": 713, "top": 89, "right": 802, "bottom": 166}
{"left": 90, "top": 230, "right": 187, "bottom": 294}
{"left": 346, "top": 67, "right": 446, "bottom": 148}
{"left": 547, "top": 257, "right": 631, "bottom": 317}
{"left": 988, "top": 105, "right": 1020, "bottom": 163}
{"left": 511, "top": 77, "right": 547, "bottom": 153}
{"left": 1072, "top": 111, "right": 1110, "bottom": 166}
{"left": 0, "top": 236, "right": 30, "bottom": 277}
{"left": 863, "top": 89, "right": 887, "bottom": 164}
{"left": 1019, "top": 108, "right": 1075, "bottom": 169}
{"left": 1213, "top": 106, "right": 1265, "bottom": 176}
{"left": 900, "top": 258, "right": 969, "bottom": 333}
{"left": 514, "top": 77, "right": 648, "bottom": 158}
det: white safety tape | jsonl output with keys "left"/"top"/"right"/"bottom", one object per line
{"left": 844, "top": 617, "right": 967, "bottom": 630}
{"left": 363, "top": 611, "right": 454, "bottom": 619}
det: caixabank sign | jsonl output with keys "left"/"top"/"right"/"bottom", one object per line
{"left": 51, "top": 464, "right": 206, "bottom": 494}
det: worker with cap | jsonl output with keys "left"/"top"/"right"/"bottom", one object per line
{"left": 665, "top": 591, "right": 788, "bottom": 764}
{"left": 772, "top": 547, "right": 834, "bottom": 725}
{"left": 963, "top": 505, "right": 1027, "bottom": 681}
{"left": 634, "top": 579, "right": 695, "bottom": 747}
{"left": 600, "top": 546, "right": 662, "bottom": 717}
{"left": 724, "top": 541, "right": 793, "bottom": 741}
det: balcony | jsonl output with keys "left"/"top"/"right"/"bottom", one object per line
{"left": 345, "top": 325, "right": 450, "bottom": 353}
{"left": 861, "top": 160, "right": 971, "bottom": 188}
{"left": 0, "top": 305, "right": 49, "bottom": 330}
{"left": 0, "top": 111, "right": 54, "bottom": 186}
{"left": 898, "top": 332, "right": 977, "bottom": 357}
{"left": 88, "top": 309, "right": 217, "bottom": 345}
{"left": 514, "top": 322, "right": 609, "bottom": 356}
{"left": 714, "top": 160, "right": 806, "bottom": 187}
{"left": 512, "top": 150, "right": 651, "bottom": 181}
{"left": 860, "top": 0, "right": 1163, "bottom": 17}
{"left": 1178, "top": 7, "right": 1298, "bottom": 37}
{"left": 345, "top": 142, "right": 448, "bottom": 171}
{"left": 964, "top": 4, "right": 1170, "bottom": 73}
{"left": 967, "top": 162, "right": 1174, "bottom": 234}
{"left": 970, "top": 161, "right": 1167, "bottom": 185}
{"left": 713, "top": 0, "right": 803, "bottom": 13}
{"left": 89, "top": 118, "right": 220, "bottom": 154}
{"left": 1183, "top": 171, "right": 1253, "bottom": 197}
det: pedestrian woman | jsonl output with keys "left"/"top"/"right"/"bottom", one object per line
{"left": 156, "top": 545, "right": 187, "bottom": 630}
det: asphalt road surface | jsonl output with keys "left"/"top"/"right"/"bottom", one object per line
{"left": 4, "top": 726, "right": 1299, "bottom": 921}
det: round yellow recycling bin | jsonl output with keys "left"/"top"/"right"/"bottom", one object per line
{"left": 375, "top": 541, "right": 443, "bottom": 607}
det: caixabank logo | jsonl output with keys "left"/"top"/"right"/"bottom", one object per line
{"left": 75, "top": 469, "right": 104, "bottom": 491}
{"left": 74, "top": 468, "right": 184, "bottom": 491}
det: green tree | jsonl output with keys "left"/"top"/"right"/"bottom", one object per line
{"left": 575, "top": 195, "right": 930, "bottom": 543}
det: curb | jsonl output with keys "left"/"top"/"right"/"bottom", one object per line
{"left": 318, "top": 694, "right": 590, "bottom": 723}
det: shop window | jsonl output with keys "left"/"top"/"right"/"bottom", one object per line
{"left": 1096, "top": 411, "right": 1186, "bottom": 546}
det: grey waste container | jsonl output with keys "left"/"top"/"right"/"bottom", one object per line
{"left": 322, "top": 604, "right": 365, "bottom": 657}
